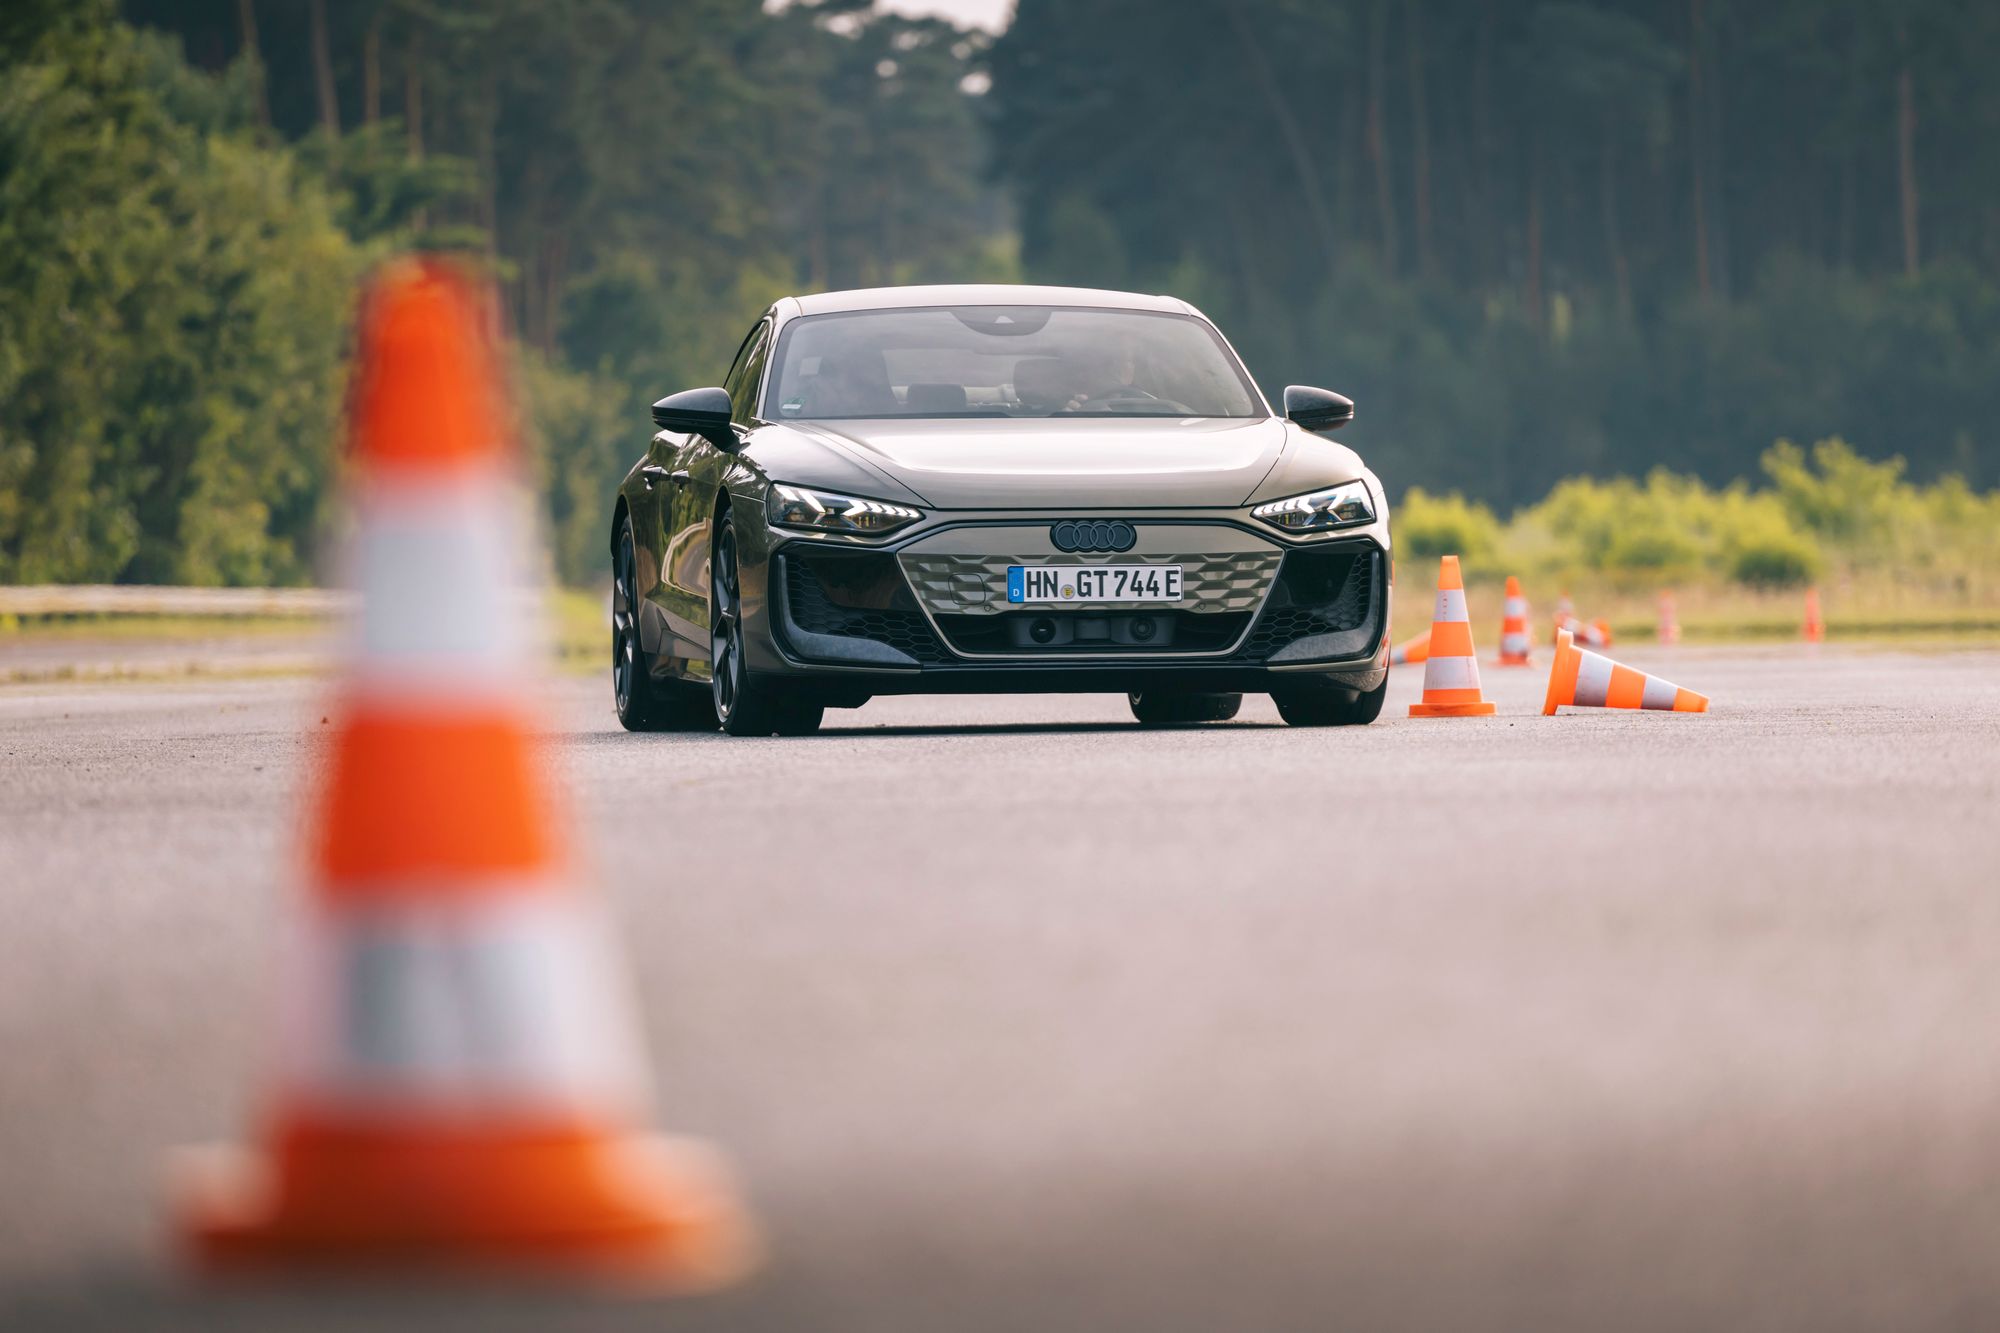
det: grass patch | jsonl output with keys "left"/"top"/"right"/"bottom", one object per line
{"left": 0, "top": 612, "right": 325, "bottom": 640}
{"left": 550, "top": 586, "right": 608, "bottom": 671}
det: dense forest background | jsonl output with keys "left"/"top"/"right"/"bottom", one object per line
{"left": 3, "top": 0, "right": 1998, "bottom": 586}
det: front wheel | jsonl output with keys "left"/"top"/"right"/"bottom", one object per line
{"left": 614, "top": 519, "right": 714, "bottom": 732}
{"left": 1127, "top": 690, "right": 1242, "bottom": 726}
{"left": 710, "top": 512, "right": 824, "bottom": 737}
{"left": 1272, "top": 676, "right": 1387, "bottom": 727}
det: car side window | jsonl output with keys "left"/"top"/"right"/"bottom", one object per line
{"left": 719, "top": 324, "right": 759, "bottom": 404}
{"left": 728, "top": 322, "right": 771, "bottom": 425}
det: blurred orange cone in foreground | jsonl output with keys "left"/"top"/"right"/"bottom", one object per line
{"left": 1803, "top": 586, "right": 1826, "bottom": 641}
{"left": 1389, "top": 628, "right": 1431, "bottom": 665}
{"left": 1543, "top": 627, "right": 1708, "bottom": 715}
{"left": 1658, "top": 591, "right": 1681, "bottom": 644}
{"left": 1409, "top": 556, "right": 1497, "bottom": 717}
{"left": 171, "top": 260, "right": 755, "bottom": 1287}
{"left": 1495, "top": 575, "right": 1533, "bottom": 666}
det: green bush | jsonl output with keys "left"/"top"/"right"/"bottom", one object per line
{"left": 1395, "top": 487, "right": 1502, "bottom": 566}
{"left": 1723, "top": 525, "right": 1824, "bottom": 587}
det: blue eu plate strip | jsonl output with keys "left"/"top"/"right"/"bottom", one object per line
{"left": 1006, "top": 566, "right": 1025, "bottom": 603}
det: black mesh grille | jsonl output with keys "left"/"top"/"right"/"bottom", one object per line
{"left": 934, "top": 610, "right": 1251, "bottom": 655}
{"left": 782, "top": 551, "right": 950, "bottom": 663}
{"left": 1235, "top": 547, "right": 1376, "bottom": 661}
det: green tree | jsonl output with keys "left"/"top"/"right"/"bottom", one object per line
{"left": 0, "top": 7, "right": 365, "bottom": 584}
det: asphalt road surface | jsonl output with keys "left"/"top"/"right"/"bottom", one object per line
{"left": 4, "top": 645, "right": 1999, "bottom": 1332}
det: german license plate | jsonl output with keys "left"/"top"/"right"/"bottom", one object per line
{"left": 1007, "top": 565, "right": 1183, "bottom": 603}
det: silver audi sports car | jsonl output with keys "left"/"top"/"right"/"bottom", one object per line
{"left": 610, "top": 284, "right": 1392, "bottom": 735}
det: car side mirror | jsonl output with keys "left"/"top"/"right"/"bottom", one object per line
{"left": 652, "top": 386, "right": 735, "bottom": 444}
{"left": 1283, "top": 385, "right": 1355, "bottom": 434}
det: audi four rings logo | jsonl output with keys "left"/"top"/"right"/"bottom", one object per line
{"left": 1051, "top": 520, "right": 1137, "bottom": 553}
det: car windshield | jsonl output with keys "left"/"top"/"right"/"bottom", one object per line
{"left": 762, "top": 306, "right": 1266, "bottom": 421}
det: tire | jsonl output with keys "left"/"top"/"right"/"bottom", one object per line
{"left": 710, "top": 511, "right": 824, "bottom": 737}
{"left": 1272, "top": 676, "right": 1387, "bottom": 727}
{"left": 613, "top": 518, "right": 715, "bottom": 732}
{"left": 1127, "top": 690, "right": 1243, "bottom": 726}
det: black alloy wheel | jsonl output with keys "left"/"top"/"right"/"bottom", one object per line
{"left": 711, "top": 511, "right": 823, "bottom": 737}
{"left": 614, "top": 517, "right": 712, "bottom": 732}
{"left": 711, "top": 517, "right": 744, "bottom": 724}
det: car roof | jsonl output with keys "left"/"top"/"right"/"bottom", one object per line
{"left": 785, "top": 284, "right": 1197, "bottom": 318}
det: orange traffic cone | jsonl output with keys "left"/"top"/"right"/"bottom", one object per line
{"left": 1389, "top": 628, "right": 1431, "bottom": 665}
{"left": 1569, "top": 617, "right": 1614, "bottom": 649}
{"left": 1803, "top": 586, "right": 1826, "bottom": 642}
{"left": 1550, "top": 591, "right": 1575, "bottom": 645}
{"left": 1409, "top": 556, "right": 1497, "bottom": 717}
{"left": 1543, "top": 627, "right": 1708, "bottom": 714}
{"left": 1658, "top": 590, "right": 1681, "bottom": 644}
{"left": 1495, "top": 575, "right": 1533, "bottom": 665}
{"left": 171, "top": 260, "right": 755, "bottom": 1287}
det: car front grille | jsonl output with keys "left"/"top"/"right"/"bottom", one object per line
{"left": 1234, "top": 545, "right": 1380, "bottom": 662}
{"left": 779, "top": 550, "right": 950, "bottom": 664}
{"left": 899, "top": 551, "right": 1281, "bottom": 616}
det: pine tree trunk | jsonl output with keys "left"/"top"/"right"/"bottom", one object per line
{"left": 1704, "top": 5, "right": 1730, "bottom": 298}
{"left": 1687, "top": 0, "right": 1710, "bottom": 299}
{"left": 1406, "top": 0, "right": 1434, "bottom": 276}
{"left": 1898, "top": 62, "right": 1921, "bottom": 275}
{"left": 1525, "top": 149, "right": 1544, "bottom": 326}
{"left": 404, "top": 30, "right": 424, "bottom": 158}
{"left": 309, "top": 0, "right": 339, "bottom": 137}
{"left": 362, "top": 17, "right": 381, "bottom": 127}
{"left": 1601, "top": 116, "right": 1631, "bottom": 318}
{"left": 235, "top": 0, "right": 268, "bottom": 126}
{"left": 1226, "top": 7, "right": 1341, "bottom": 276}
{"left": 1366, "top": 0, "right": 1399, "bottom": 273}
{"left": 1470, "top": 0, "right": 1495, "bottom": 283}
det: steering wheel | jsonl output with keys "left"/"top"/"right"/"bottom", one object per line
{"left": 1080, "top": 389, "right": 1196, "bottom": 415}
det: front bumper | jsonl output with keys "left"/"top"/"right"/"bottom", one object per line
{"left": 755, "top": 517, "right": 1389, "bottom": 695}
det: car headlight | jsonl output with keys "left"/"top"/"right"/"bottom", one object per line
{"left": 1251, "top": 480, "right": 1376, "bottom": 534}
{"left": 767, "top": 483, "right": 923, "bottom": 537}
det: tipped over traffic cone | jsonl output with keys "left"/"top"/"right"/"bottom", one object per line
{"left": 1568, "top": 617, "right": 1613, "bottom": 649}
{"left": 1803, "top": 586, "right": 1826, "bottom": 642}
{"left": 1389, "top": 628, "right": 1431, "bottom": 666}
{"left": 1658, "top": 591, "right": 1681, "bottom": 644}
{"left": 171, "top": 260, "right": 755, "bottom": 1287}
{"left": 1409, "top": 556, "right": 1496, "bottom": 717}
{"left": 1543, "top": 627, "right": 1708, "bottom": 715}
{"left": 1496, "top": 575, "right": 1533, "bottom": 666}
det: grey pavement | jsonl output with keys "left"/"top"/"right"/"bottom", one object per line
{"left": 2, "top": 646, "right": 1998, "bottom": 1331}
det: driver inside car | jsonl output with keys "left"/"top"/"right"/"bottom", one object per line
{"left": 806, "top": 350, "right": 899, "bottom": 417}
{"left": 1062, "top": 336, "right": 1157, "bottom": 410}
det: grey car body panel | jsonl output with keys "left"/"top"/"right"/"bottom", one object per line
{"left": 781, "top": 416, "right": 1296, "bottom": 509}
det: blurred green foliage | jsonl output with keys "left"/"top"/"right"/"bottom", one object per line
{"left": 0, "top": 7, "right": 367, "bottom": 584}
{"left": 991, "top": 0, "right": 2000, "bottom": 507}
{"left": 7, "top": 0, "right": 2000, "bottom": 593}
{"left": 1404, "top": 438, "right": 2000, "bottom": 595}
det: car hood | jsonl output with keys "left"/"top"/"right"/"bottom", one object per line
{"left": 768, "top": 416, "right": 1343, "bottom": 509}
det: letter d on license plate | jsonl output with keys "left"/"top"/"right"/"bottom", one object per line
{"left": 1007, "top": 565, "right": 1183, "bottom": 603}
